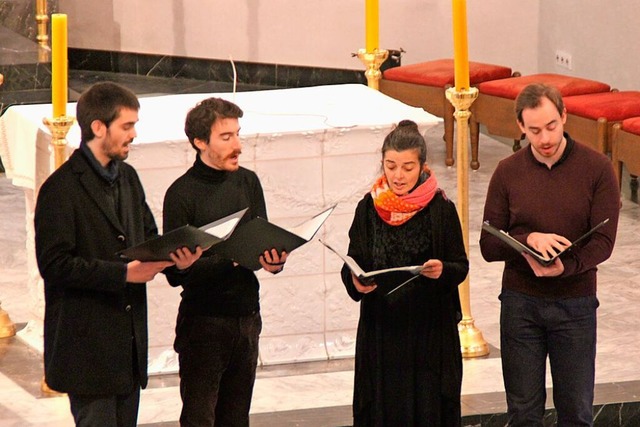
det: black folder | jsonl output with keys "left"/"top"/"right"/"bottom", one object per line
{"left": 117, "top": 208, "right": 247, "bottom": 262}
{"left": 482, "top": 218, "right": 609, "bottom": 266}
{"left": 212, "top": 205, "right": 335, "bottom": 270}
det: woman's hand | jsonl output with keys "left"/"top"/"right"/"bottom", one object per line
{"left": 352, "top": 273, "right": 377, "bottom": 294}
{"left": 420, "top": 259, "right": 443, "bottom": 279}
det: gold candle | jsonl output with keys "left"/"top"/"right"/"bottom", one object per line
{"left": 452, "top": 0, "right": 470, "bottom": 91}
{"left": 51, "top": 14, "right": 68, "bottom": 118}
{"left": 365, "top": 0, "right": 379, "bottom": 53}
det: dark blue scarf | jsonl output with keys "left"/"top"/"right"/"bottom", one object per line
{"left": 79, "top": 142, "right": 120, "bottom": 185}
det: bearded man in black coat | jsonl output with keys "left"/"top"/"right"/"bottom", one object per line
{"left": 34, "top": 82, "right": 200, "bottom": 427}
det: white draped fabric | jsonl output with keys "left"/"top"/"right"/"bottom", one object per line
{"left": 0, "top": 84, "right": 440, "bottom": 373}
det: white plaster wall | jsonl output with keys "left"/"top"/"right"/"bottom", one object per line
{"left": 537, "top": 0, "right": 640, "bottom": 91}
{"left": 58, "top": 0, "right": 540, "bottom": 74}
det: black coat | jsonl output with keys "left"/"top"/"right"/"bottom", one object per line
{"left": 34, "top": 149, "right": 158, "bottom": 394}
{"left": 341, "top": 192, "right": 468, "bottom": 427}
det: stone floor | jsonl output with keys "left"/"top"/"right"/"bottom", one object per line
{"left": 2, "top": 72, "right": 640, "bottom": 426}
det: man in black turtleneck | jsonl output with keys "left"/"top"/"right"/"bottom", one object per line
{"left": 163, "top": 97, "right": 288, "bottom": 427}
{"left": 34, "top": 82, "right": 200, "bottom": 427}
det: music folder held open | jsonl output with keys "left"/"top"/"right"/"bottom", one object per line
{"left": 211, "top": 205, "right": 336, "bottom": 271}
{"left": 117, "top": 208, "right": 248, "bottom": 262}
{"left": 481, "top": 218, "right": 609, "bottom": 266}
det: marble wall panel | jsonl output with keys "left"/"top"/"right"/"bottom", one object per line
{"left": 254, "top": 157, "right": 324, "bottom": 220}
{"left": 134, "top": 169, "right": 185, "bottom": 232}
{"left": 259, "top": 274, "right": 329, "bottom": 365}
{"left": 322, "top": 153, "right": 380, "bottom": 214}
{"left": 251, "top": 132, "right": 324, "bottom": 162}
{"left": 68, "top": 48, "right": 367, "bottom": 89}
{"left": 258, "top": 332, "right": 329, "bottom": 366}
{"left": 0, "top": 0, "right": 58, "bottom": 40}
{"left": 325, "top": 330, "right": 357, "bottom": 359}
{"left": 0, "top": 63, "right": 50, "bottom": 90}
{"left": 275, "top": 64, "right": 366, "bottom": 88}
{"left": 146, "top": 276, "right": 181, "bottom": 346}
{"left": 259, "top": 274, "right": 326, "bottom": 336}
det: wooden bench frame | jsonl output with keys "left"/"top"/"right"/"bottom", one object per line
{"left": 470, "top": 93, "right": 525, "bottom": 161}
{"left": 564, "top": 114, "right": 610, "bottom": 153}
{"left": 470, "top": 95, "right": 612, "bottom": 157}
{"left": 612, "top": 122, "right": 640, "bottom": 190}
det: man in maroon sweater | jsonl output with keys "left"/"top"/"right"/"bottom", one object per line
{"left": 480, "top": 83, "right": 620, "bottom": 426}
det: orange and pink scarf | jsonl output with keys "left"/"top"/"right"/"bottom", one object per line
{"left": 371, "top": 170, "right": 439, "bottom": 226}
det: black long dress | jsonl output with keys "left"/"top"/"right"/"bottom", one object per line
{"left": 341, "top": 191, "right": 468, "bottom": 427}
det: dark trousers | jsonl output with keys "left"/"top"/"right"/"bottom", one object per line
{"left": 176, "top": 312, "right": 262, "bottom": 427}
{"left": 68, "top": 386, "right": 141, "bottom": 427}
{"left": 500, "top": 289, "right": 598, "bottom": 427}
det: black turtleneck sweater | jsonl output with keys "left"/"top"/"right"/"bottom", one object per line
{"left": 163, "top": 155, "right": 267, "bottom": 317}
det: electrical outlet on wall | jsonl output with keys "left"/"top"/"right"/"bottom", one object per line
{"left": 555, "top": 50, "right": 573, "bottom": 70}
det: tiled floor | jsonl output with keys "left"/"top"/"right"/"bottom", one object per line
{"left": 2, "top": 72, "right": 640, "bottom": 426}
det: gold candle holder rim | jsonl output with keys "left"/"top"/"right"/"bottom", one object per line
{"left": 43, "top": 115, "right": 76, "bottom": 129}
{"left": 43, "top": 115, "right": 76, "bottom": 141}
{"left": 356, "top": 47, "right": 389, "bottom": 57}
{"left": 445, "top": 86, "right": 479, "bottom": 111}
{"left": 43, "top": 115, "right": 76, "bottom": 169}
{"left": 356, "top": 48, "right": 389, "bottom": 90}
{"left": 43, "top": 115, "right": 75, "bottom": 123}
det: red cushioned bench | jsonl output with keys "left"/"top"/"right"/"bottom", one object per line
{"left": 563, "top": 91, "right": 640, "bottom": 154}
{"left": 380, "top": 59, "right": 515, "bottom": 168}
{"left": 470, "top": 73, "right": 611, "bottom": 168}
{"left": 612, "top": 116, "right": 640, "bottom": 193}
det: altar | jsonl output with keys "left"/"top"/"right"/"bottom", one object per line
{"left": 0, "top": 83, "right": 440, "bottom": 373}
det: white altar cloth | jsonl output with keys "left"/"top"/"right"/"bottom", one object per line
{"left": 0, "top": 84, "right": 440, "bottom": 372}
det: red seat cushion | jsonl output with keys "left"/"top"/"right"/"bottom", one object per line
{"left": 477, "top": 73, "right": 610, "bottom": 99}
{"left": 621, "top": 117, "right": 640, "bottom": 135}
{"left": 564, "top": 92, "right": 640, "bottom": 121}
{"left": 382, "top": 59, "right": 512, "bottom": 87}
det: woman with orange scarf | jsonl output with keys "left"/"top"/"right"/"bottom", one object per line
{"left": 341, "top": 120, "right": 468, "bottom": 426}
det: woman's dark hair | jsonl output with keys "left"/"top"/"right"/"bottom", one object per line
{"left": 76, "top": 82, "right": 140, "bottom": 144}
{"left": 381, "top": 120, "right": 427, "bottom": 165}
{"left": 184, "top": 97, "right": 244, "bottom": 152}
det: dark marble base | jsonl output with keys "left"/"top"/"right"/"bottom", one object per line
{"left": 0, "top": 62, "right": 50, "bottom": 91}
{"left": 0, "top": 44, "right": 384, "bottom": 113}
{"left": 0, "top": 24, "right": 51, "bottom": 112}
{"left": 68, "top": 48, "right": 369, "bottom": 89}
{"left": 1, "top": 25, "right": 403, "bottom": 113}
{"left": 0, "top": 0, "right": 58, "bottom": 98}
{"left": 462, "top": 402, "right": 640, "bottom": 427}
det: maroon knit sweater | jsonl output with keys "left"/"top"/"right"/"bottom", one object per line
{"left": 480, "top": 135, "right": 620, "bottom": 298}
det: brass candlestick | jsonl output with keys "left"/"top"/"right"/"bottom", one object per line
{"left": 36, "top": 0, "right": 49, "bottom": 49}
{"left": 445, "top": 86, "right": 489, "bottom": 358}
{"left": 0, "top": 301, "right": 16, "bottom": 338}
{"left": 41, "top": 376, "right": 65, "bottom": 397}
{"left": 43, "top": 116, "right": 75, "bottom": 169}
{"left": 41, "top": 115, "right": 73, "bottom": 398}
{"left": 357, "top": 48, "right": 389, "bottom": 90}
{"left": 0, "top": 76, "right": 13, "bottom": 338}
